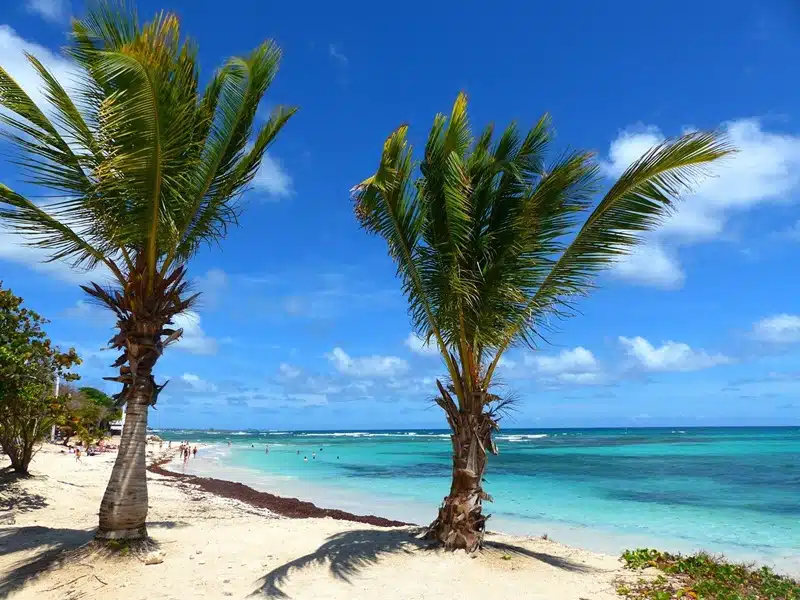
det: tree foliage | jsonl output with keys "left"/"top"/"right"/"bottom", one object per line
{"left": 0, "top": 0, "right": 297, "bottom": 396}
{"left": 51, "top": 385, "right": 119, "bottom": 447}
{"left": 353, "top": 92, "right": 733, "bottom": 408}
{"left": 0, "top": 283, "right": 80, "bottom": 474}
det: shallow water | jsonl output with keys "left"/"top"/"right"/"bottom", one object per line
{"left": 158, "top": 427, "right": 800, "bottom": 574}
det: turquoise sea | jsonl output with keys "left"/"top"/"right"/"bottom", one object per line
{"left": 157, "top": 427, "right": 800, "bottom": 574}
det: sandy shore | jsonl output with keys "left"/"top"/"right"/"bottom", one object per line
{"left": 0, "top": 443, "right": 632, "bottom": 599}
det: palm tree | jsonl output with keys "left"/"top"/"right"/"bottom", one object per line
{"left": 0, "top": 3, "right": 295, "bottom": 540}
{"left": 352, "top": 93, "right": 732, "bottom": 551}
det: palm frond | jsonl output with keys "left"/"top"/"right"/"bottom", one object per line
{"left": 484, "top": 131, "right": 734, "bottom": 384}
{"left": 0, "top": 185, "right": 122, "bottom": 280}
{"left": 352, "top": 125, "right": 465, "bottom": 396}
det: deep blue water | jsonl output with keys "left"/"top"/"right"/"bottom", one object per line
{"left": 157, "top": 427, "right": 800, "bottom": 570}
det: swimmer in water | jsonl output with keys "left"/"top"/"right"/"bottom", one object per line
{"left": 304, "top": 456, "right": 308, "bottom": 462}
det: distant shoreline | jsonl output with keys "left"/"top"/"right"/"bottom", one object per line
{"left": 149, "top": 425, "right": 800, "bottom": 433}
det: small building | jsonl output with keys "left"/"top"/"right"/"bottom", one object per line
{"left": 109, "top": 414, "right": 125, "bottom": 435}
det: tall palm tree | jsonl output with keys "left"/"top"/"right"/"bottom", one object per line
{"left": 352, "top": 93, "right": 732, "bottom": 551}
{"left": 0, "top": 3, "right": 295, "bottom": 540}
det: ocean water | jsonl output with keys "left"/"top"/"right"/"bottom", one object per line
{"left": 158, "top": 427, "right": 800, "bottom": 573}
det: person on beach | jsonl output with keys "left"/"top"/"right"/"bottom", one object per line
{"left": 193, "top": 446, "right": 197, "bottom": 457}
{"left": 265, "top": 445, "right": 269, "bottom": 454}
{"left": 75, "top": 448, "right": 82, "bottom": 463}
{"left": 168, "top": 441, "right": 171, "bottom": 448}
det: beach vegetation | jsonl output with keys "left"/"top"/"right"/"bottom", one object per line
{"left": 52, "top": 385, "right": 120, "bottom": 447}
{"left": 0, "top": 1, "right": 294, "bottom": 538}
{"left": 618, "top": 548, "right": 800, "bottom": 599}
{"left": 0, "top": 284, "right": 81, "bottom": 474}
{"left": 352, "top": 93, "right": 732, "bottom": 551}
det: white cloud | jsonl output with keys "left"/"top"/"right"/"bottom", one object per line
{"left": 619, "top": 336, "right": 730, "bottom": 372}
{"left": 279, "top": 363, "right": 301, "bottom": 378}
{"left": 404, "top": 332, "right": 438, "bottom": 356}
{"left": 610, "top": 242, "right": 685, "bottom": 290}
{"left": 180, "top": 372, "right": 217, "bottom": 393}
{"left": 252, "top": 152, "right": 292, "bottom": 198}
{"left": 497, "top": 356, "right": 516, "bottom": 369}
{"left": 525, "top": 346, "right": 602, "bottom": 384}
{"left": 26, "top": 0, "right": 69, "bottom": 22}
{"left": 0, "top": 227, "right": 113, "bottom": 283}
{"left": 528, "top": 346, "right": 598, "bottom": 374}
{"left": 0, "top": 25, "right": 76, "bottom": 115}
{"left": 604, "top": 119, "right": 800, "bottom": 288}
{"left": 326, "top": 347, "right": 408, "bottom": 377}
{"left": 752, "top": 314, "right": 800, "bottom": 344}
{"left": 172, "top": 311, "right": 217, "bottom": 355}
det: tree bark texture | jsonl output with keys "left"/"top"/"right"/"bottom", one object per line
{"left": 96, "top": 324, "right": 161, "bottom": 541}
{"left": 426, "top": 411, "right": 495, "bottom": 551}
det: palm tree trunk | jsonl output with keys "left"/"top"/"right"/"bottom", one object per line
{"left": 96, "top": 367, "right": 152, "bottom": 540}
{"left": 426, "top": 412, "right": 492, "bottom": 551}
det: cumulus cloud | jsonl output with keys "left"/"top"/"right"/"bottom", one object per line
{"left": 252, "top": 153, "right": 292, "bottom": 198}
{"left": 610, "top": 242, "right": 685, "bottom": 290}
{"left": 528, "top": 346, "right": 598, "bottom": 373}
{"left": 603, "top": 119, "right": 800, "bottom": 288}
{"left": 180, "top": 372, "right": 217, "bottom": 393}
{"left": 26, "top": 0, "right": 70, "bottom": 22}
{"left": 404, "top": 332, "right": 438, "bottom": 356}
{"left": 172, "top": 311, "right": 217, "bottom": 355}
{"left": 326, "top": 347, "right": 408, "bottom": 377}
{"left": 525, "top": 347, "right": 602, "bottom": 384}
{"left": 752, "top": 314, "right": 800, "bottom": 344}
{"left": 0, "top": 25, "right": 76, "bottom": 114}
{"left": 619, "top": 336, "right": 730, "bottom": 372}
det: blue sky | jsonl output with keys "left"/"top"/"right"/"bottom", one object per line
{"left": 1, "top": 0, "right": 799, "bottom": 430}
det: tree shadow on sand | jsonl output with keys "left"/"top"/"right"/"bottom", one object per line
{"left": 0, "top": 468, "right": 48, "bottom": 516}
{"left": 0, "top": 526, "right": 95, "bottom": 597}
{"left": 0, "top": 522, "right": 177, "bottom": 597}
{"left": 251, "top": 528, "right": 600, "bottom": 598}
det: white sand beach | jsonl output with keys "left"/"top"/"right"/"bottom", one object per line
{"left": 0, "top": 442, "right": 633, "bottom": 599}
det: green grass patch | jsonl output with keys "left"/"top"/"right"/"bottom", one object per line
{"left": 617, "top": 548, "right": 799, "bottom": 600}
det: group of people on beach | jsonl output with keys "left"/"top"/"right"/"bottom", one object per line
{"left": 62, "top": 439, "right": 113, "bottom": 463}
{"left": 176, "top": 440, "right": 197, "bottom": 463}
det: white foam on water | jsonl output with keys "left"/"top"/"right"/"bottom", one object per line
{"left": 497, "top": 434, "right": 548, "bottom": 442}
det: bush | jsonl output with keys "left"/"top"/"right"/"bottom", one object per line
{"left": 618, "top": 548, "right": 799, "bottom": 600}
